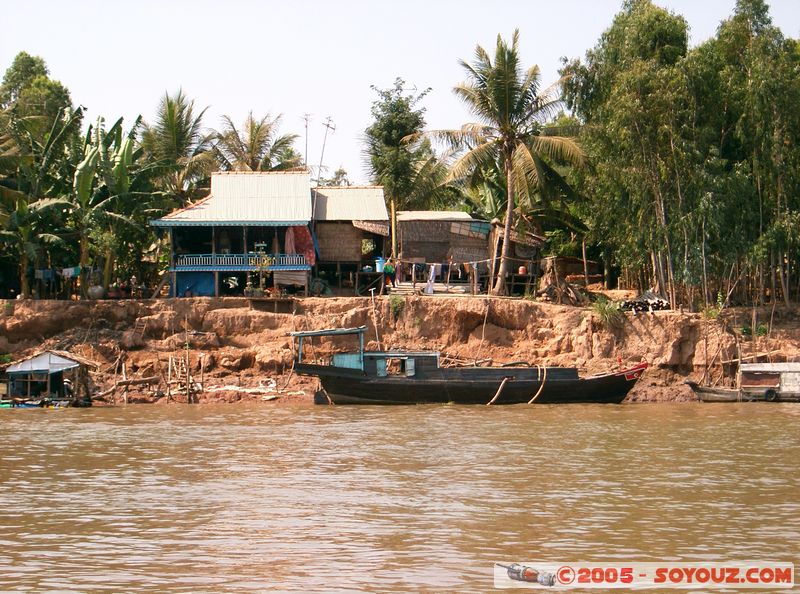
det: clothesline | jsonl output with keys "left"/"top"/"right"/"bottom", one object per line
{"left": 33, "top": 266, "right": 81, "bottom": 279}
{"left": 393, "top": 254, "right": 537, "bottom": 269}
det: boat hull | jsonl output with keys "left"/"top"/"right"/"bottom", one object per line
{"left": 686, "top": 381, "right": 800, "bottom": 403}
{"left": 305, "top": 364, "right": 647, "bottom": 405}
{"left": 686, "top": 382, "right": 742, "bottom": 402}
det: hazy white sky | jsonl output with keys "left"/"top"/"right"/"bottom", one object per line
{"left": 2, "top": 0, "right": 798, "bottom": 184}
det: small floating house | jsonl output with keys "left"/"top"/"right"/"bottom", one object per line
{"left": 1, "top": 350, "right": 96, "bottom": 404}
{"left": 740, "top": 363, "right": 800, "bottom": 401}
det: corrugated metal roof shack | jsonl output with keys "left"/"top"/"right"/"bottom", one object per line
{"left": 1, "top": 350, "right": 96, "bottom": 406}
{"left": 151, "top": 172, "right": 315, "bottom": 297}
{"left": 485, "top": 223, "right": 546, "bottom": 296}
{"left": 312, "top": 187, "right": 389, "bottom": 289}
{"left": 397, "top": 211, "right": 490, "bottom": 270}
{"left": 740, "top": 363, "right": 800, "bottom": 401}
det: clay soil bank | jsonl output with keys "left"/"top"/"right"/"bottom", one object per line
{"left": 3, "top": 296, "right": 800, "bottom": 405}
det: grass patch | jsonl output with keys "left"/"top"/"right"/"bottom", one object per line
{"left": 591, "top": 297, "right": 624, "bottom": 330}
{"left": 389, "top": 295, "right": 405, "bottom": 320}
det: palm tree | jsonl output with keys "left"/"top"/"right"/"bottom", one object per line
{"left": 431, "top": 31, "right": 585, "bottom": 294}
{"left": 463, "top": 154, "right": 587, "bottom": 233}
{"left": 402, "top": 152, "right": 462, "bottom": 210}
{"left": 213, "top": 112, "right": 302, "bottom": 171}
{"left": 140, "top": 89, "right": 213, "bottom": 204}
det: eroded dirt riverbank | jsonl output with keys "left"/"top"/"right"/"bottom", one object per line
{"left": 3, "top": 297, "right": 800, "bottom": 404}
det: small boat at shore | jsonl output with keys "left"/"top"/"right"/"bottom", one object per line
{"left": 290, "top": 326, "right": 647, "bottom": 405}
{"left": 687, "top": 362, "right": 800, "bottom": 403}
{"left": 685, "top": 382, "right": 742, "bottom": 402}
{"left": 0, "top": 398, "right": 74, "bottom": 408}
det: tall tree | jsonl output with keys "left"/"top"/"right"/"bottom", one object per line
{"left": 561, "top": 0, "right": 692, "bottom": 303}
{"left": 365, "top": 79, "right": 452, "bottom": 256}
{"left": 365, "top": 79, "right": 430, "bottom": 207}
{"left": 433, "top": 31, "right": 584, "bottom": 295}
{"left": 0, "top": 52, "right": 75, "bottom": 145}
{"left": 562, "top": 0, "right": 800, "bottom": 306}
{"left": 140, "top": 89, "right": 213, "bottom": 205}
{"left": 213, "top": 112, "right": 301, "bottom": 171}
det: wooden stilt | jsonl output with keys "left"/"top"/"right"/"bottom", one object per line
{"left": 122, "top": 363, "right": 128, "bottom": 405}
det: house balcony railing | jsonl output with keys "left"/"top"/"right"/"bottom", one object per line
{"left": 173, "top": 253, "right": 308, "bottom": 271}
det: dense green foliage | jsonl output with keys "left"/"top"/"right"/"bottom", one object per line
{"left": 1, "top": 0, "right": 798, "bottom": 306}
{"left": 561, "top": 0, "right": 800, "bottom": 307}
{"left": 213, "top": 112, "right": 302, "bottom": 172}
{"left": 364, "top": 79, "right": 456, "bottom": 211}
{"left": 0, "top": 62, "right": 307, "bottom": 297}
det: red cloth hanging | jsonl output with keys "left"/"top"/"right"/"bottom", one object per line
{"left": 291, "top": 226, "right": 315, "bottom": 265}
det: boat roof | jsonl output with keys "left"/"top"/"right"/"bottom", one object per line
{"left": 740, "top": 362, "right": 800, "bottom": 373}
{"left": 290, "top": 326, "right": 366, "bottom": 338}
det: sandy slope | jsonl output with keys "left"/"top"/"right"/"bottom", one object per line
{"left": 3, "top": 297, "right": 799, "bottom": 404}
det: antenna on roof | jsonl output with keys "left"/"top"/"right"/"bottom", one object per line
{"left": 316, "top": 116, "right": 336, "bottom": 186}
{"left": 302, "top": 113, "right": 312, "bottom": 171}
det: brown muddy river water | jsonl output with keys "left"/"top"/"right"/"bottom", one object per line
{"left": 1, "top": 403, "right": 798, "bottom": 592}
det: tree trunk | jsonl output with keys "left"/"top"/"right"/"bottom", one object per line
{"left": 701, "top": 218, "right": 709, "bottom": 310}
{"left": 778, "top": 252, "right": 790, "bottom": 307}
{"left": 80, "top": 234, "right": 90, "bottom": 298}
{"left": 492, "top": 149, "right": 514, "bottom": 296}
{"left": 390, "top": 198, "right": 397, "bottom": 259}
{"left": 770, "top": 251, "right": 777, "bottom": 304}
{"left": 19, "top": 251, "right": 30, "bottom": 298}
{"left": 582, "top": 239, "right": 589, "bottom": 287}
{"left": 103, "top": 249, "right": 115, "bottom": 290}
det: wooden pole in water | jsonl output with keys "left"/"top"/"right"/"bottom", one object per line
{"left": 184, "top": 314, "right": 192, "bottom": 404}
{"left": 122, "top": 362, "right": 128, "bottom": 405}
{"left": 167, "top": 356, "right": 173, "bottom": 402}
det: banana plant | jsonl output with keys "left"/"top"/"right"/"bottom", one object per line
{"left": 0, "top": 194, "right": 63, "bottom": 297}
{"left": 60, "top": 115, "right": 162, "bottom": 293}
{"left": 0, "top": 108, "right": 81, "bottom": 296}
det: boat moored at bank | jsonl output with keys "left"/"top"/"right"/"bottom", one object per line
{"left": 687, "top": 362, "right": 800, "bottom": 403}
{"left": 290, "top": 326, "right": 647, "bottom": 405}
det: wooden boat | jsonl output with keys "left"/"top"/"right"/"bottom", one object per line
{"left": 685, "top": 381, "right": 742, "bottom": 402}
{"left": 687, "top": 362, "right": 800, "bottom": 403}
{"left": 0, "top": 398, "right": 74, "bottom": 408}
{"left": 291, "top": 326, "right": 647, "bottom": 405}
